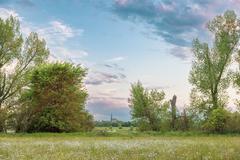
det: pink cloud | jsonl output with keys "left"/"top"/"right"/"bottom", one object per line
{"left": 88, "top": 96, "right": 128, "bottom": 108}
{"left": 116, "top": 0, "right": 129, "bottom": 5}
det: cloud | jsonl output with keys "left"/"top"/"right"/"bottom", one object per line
{"left": 86, "top": 83, "right": 129, "bottom": 121}
{"left": 16, "top": 0, "right": 35, "bottom": 7}
{"left": 106, "top": 56, "right": 125, "bottom": 62}
{"left": 103, "top": 63, "right": 124, "bottom": 71}
{"left": 16, "top": 15, "right": 85, "bottom": 61}
{"left": 169, "top": 46, "right": 192, "bottom": 61}
{"left": 22, "top": 20, "right": 84, "bottom": 46}
{"left": 86, "top": 71, "right": 127, "bottom": 85}
{"left": 0, "top": 8, "right": 21, "bottom": 20}
{"left": 146, "top": 85, "right": 171, "bottom": 90}
{"left": 87, "top": 95, "right": 130, "bottom": 121}
{"left": 112, "top": 0, "right": 239, "bottom": 46}
{"left": 50, "top": 47, "right": 88, "bottom": 62}
{"left": 24, "top": 21, "right": 85, "bottom": 62}
{"left": 24, "top": 21, "right": 86, "bottom": 63}
{"left": 89, "top": 95, "right": 127, "bottom": 107}
{"left": 0, "top": 8, "right": 87, "bottom": 64}
{"left": 112, "top": 0, "right": 208, "bottom": 46}
{"left": 88, "top": 101, "right": 130, "bottom": 121}
{"left": 50, "top": 21, "right": 79, "bottom": 38}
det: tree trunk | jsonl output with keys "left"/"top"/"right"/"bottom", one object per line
{"left": 170, "top": 95, "right": 177, "bottom": 130}
{"left": 212, "top": 93, "right": 218, "bottom": 110}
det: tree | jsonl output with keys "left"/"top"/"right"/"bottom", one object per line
{"left": 16, "top": 63, "right": 94, "bottom": 132}
{"left": 170, "top": 95, "right": 177, "bottom": 130}
{"left": 128, "top": 81, "right": 169, "bottom": 131}
{"left": 189, "top": 11, "right": 240, "bottom": 119}
{"left": 0, "top": 16, "right": 49, "bottom": 131}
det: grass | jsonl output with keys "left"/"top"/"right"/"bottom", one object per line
{"left": 1, "top": 128, "right": 240, "bottom": 160}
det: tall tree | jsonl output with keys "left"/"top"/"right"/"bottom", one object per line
{"left": 189, "top": 10, "right": 240, "bottom": 117}
{"left": 0, "top": 16, "right": 49, "bottom": 108}
{"left": 128, "top": 81, "right": 169, "bottom": 131}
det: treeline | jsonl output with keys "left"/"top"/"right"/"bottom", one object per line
{"left": 129, "top": 10, "right": 240, "bottom": 133}
{"left": 95, "top": 120, "right": 132, "bottom": 128}
{"left": 0, "top": 16, "right": 93, "bottom": 132}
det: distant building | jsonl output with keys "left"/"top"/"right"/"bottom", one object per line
{"left": 110, "top": 113, "right": 113, "bottom": 122}
{"left": 110, "top": 113, "right": 118, "bottom": 123}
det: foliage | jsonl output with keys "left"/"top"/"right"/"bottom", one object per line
{"left": 189, "top": 10, "right": 240, "bottom": 118}
{"left": 0, "top": 108, "right": 7, "bottom": 132}
{"left": 118, "top": 123, "right": 122, "bottom": 129}
{"left": 175, "top": 109, "right": 189, "bottom": 131}
{"left": 129, "top": 81, "right": 170, "bottom": 131}
{"left": 225, "top": 112, "right": 240, "bottom": 133}
{"left": 15, "top": 62, "right": 94, "bottom": 132}
{"left": 0, "top": 16, "right": 49, "bottom": 131}
{"left": 189, "top": 10, "right": 240, "bottom": 133}
{"left": 203, "top": 107, "right": 229, "bottom": 133}
{"left": 182, "top": 106, "right": 203, "bottom": 131}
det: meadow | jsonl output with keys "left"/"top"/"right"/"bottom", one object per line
{"left": 1, "top": 128, "right": 240, "bottom": 160}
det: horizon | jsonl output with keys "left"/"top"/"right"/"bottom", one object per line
{"left": 1, "top": 0, "right": 240, "bottom": 121}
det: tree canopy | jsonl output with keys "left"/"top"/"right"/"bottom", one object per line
{"left": 16, "top": 62, "right": 94, "bottom": 132}
{"left": 0, "top": 16, "right": 49, "bottom": 108}
{"left": 129, "top": 81, "right": 169, "bottom": 131}
{"left": 189, "top": 10, "right": 240, "bottom": 117}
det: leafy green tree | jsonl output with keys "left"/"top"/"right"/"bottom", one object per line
{"left": 203, "top": 108, "right": 228, "bottom": 133}
{"left": 0, "top": 16, "right": 49, "bottom": 131}
{"left": 189, "top": 11, "right": 240, "bottom": 119}
{"left": 128, "top": 81, "right": 169, "bottom": 131}
{"left": 16, "top": 63, "right": 94, "bottom": 132}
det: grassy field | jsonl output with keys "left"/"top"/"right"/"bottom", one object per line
{"left": 1, "top": 128, "right": 240, "bottom": 160}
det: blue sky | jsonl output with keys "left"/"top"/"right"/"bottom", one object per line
{"left": 0, "top": 0, "right": 240, "bottom": 121}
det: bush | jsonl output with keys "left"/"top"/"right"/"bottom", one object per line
{"left": 137, "top": 118, "right": 152, "bottom": 131}
{"left": 16, "top": 63, "right": 94, "bottom": 132}
{"left": 203, "top": 108, "right": 228, "bottom": 133}
{"left": 118, "top": 123, "right": 122, "bottom": 129}
{"left": 225, "top": 112, "right": 240, "bottom": 133}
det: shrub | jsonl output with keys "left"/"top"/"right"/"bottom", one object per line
{"left": 16, "top": 62, "right": 94, "bottom": 132}
{"left": 118, "top": 123, "right": 122, "bottom": 129}
{"left": 203, "top": 108, "right": 228, "bottom": 133}
{"left": 137, "top": 118, "right": 152, "bottom": 131}
{"left": 225, "top": 112, "right": 240, "bottom": 133}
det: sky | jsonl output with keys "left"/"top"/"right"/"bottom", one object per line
{"left": 0, "top": 0, "right": 240, "bottom": 121}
